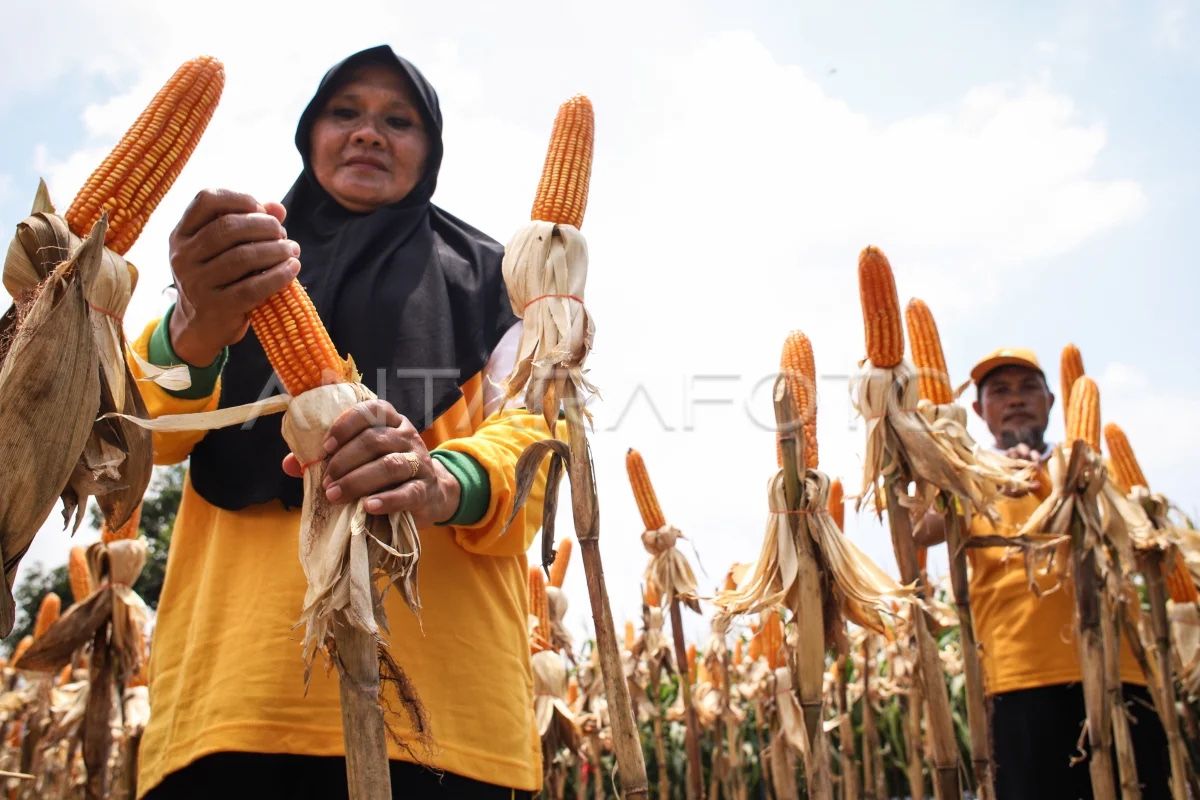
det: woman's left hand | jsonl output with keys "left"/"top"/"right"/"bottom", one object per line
{"left": 282, "top": 399, "right": 461, "bottom": 527}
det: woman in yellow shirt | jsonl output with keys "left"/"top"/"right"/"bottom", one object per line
{"left": 136, "top": 45, "right": 550, "bottom": 799}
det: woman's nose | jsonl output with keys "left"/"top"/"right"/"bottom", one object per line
{"left": 351, "top": 121, "right": 385, "bottom": 147}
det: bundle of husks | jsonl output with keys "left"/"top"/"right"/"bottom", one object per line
{"left": 0, "top": 56, "right": 225, "bottom": 636}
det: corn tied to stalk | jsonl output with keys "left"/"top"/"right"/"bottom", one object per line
{"left": 779, "top": 330, "right": 818, "bottom": 468}
{"left": 65, "top": 56, "right": 224, "bottom": 255}
{"left": 626, "top": 448, "right": 666, "bottom": 531}
{"left": 1060, "top": 343, "right": 1086, "bottom": 428}
{"left": 906, "top": 298, "right": 954, "bottom": 405}
{"left": 101, "top": 502, "right": 142, "bottom": 544}
{"left": 11, "top": 636, "right": 32, "bottom": 666}
{"left": 1066, "top": 377, "right": 1102, "bottom": 453}
{"left": 528, "top": 566, "right": 551, "bottom": 651}
{"left": 548, "top": 538, "right": 573, "bottom": 589}
{"left": 530, "top": 95, "right": 594, "bottom": 228}
{"left": 1103, "top": 423, "right": 1148, "bottom": 494}
{"left": 828, "top": 478, "right": 845, "bottom": 532}
{"left": 68, "top": 546, "right": 93, "bottom": 604}
{"left": 33, "top": 593, "right": 61, "bottom": 639}
{"left": 858, "top": 246, "right": 905, "bottom": 368}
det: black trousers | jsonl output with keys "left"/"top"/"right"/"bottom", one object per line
{"left": 142, "top": 752, "right": 535, "bottom": 800}
{"left": 992, "top": 682, "right": 1170, "bottom": 800}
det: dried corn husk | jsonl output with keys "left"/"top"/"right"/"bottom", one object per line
{"left": 500, "top": 222, "right": 596, "bottom": 429}
{"left": 853, "top": 362, "right": 1033, "bottom": 519}
{"left": 532, "top": 650, "right": 581, "bottom": 751}
{"left": 715, "top": 471, "right": 910, "bottom": 636}
{"left": 641, "top": 524, "right": 700, "bottom": 613}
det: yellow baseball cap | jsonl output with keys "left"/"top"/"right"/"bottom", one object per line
{"left": 970, "top": 347, "right": 1043, "bottom": 385}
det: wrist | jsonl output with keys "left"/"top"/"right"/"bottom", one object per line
{"left": 169, "top": 306, "right": 222, "bottom": 368}
{"left": 431, "top": 458, "right": 462, "bottom": 524}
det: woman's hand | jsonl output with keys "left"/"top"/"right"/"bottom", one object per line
{"left": 282, "top": 399, "right": 462, "bottom": 527}
{"left": 168, "top": 189, "right": 302, "bottom": 367}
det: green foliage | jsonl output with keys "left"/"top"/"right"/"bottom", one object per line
{"left": 6, "top": 464, "right": 186, "bottom": 652}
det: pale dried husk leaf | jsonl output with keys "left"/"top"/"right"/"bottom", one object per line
{"left": 546, "top": 586, "right": 574, "bottom": 654}
{"left": 532, "top": 650, "right": 581, "bottom": 753}
{"left": 500, "top": 222, "right": 596, "bottom": 429}
{"left": 714, "top": 471, "right": 911, "bottom": 636}
{"left": 282, "top": 383, "right": 421, "bottom": 680}
{"left": 1169, "top": 601, "right": 1200, "bottom": 695}
{"left": 853, "top": 361, "right": 1034, "bottom": 520}
{"left": 122, "top": 685, "right": 150, "bottom": 736}
{"left": 641, "top": 524, "right": 700, "bottom": 612}
{"left": 0, "top": 220, "right": 104, "bottom": 635}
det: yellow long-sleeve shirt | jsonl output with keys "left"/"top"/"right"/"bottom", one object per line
{"left": 130, "top": 320, "right": 552, "bottom": 795}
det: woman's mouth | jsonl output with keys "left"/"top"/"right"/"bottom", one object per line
{"left": 344, "top": 156, "right": 387, "bottom": 171}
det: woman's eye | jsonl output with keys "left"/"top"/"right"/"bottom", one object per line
{"left": 330, "top": 107, "right": 357, "bottom": 120}
{"left": 387, "top": 117, "right": 413, "bottom": 130}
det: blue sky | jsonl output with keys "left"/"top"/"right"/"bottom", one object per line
{"left": 1, "top": 0, "right": 1196, "bottom": 638}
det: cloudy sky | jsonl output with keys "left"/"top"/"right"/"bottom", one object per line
{"left": 2, "top": 0, "right": 1197, "bottom": 642}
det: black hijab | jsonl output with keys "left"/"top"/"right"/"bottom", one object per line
{"left": 189, "top": 45, "right": 517, "bottom": 510}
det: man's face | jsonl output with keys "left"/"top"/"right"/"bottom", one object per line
{"left": 972, "top": 365, "right": 1054, "bottom": 450}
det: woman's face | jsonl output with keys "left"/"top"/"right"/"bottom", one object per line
{"left": 310, "top": 63, "right": 432, "bottom": 212}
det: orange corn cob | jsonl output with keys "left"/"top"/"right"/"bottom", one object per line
{"left": 748, "top": 624, "right": 763, "bottom": 663}
{"left": 858, "top": 246, "right": 905, "bottom": 368}
{"left": 566, "top": 675, "right": 580, "bottom": 706}
{"left": 548, "top": 538, "right": 574, "bottom": 589}
{"left": 1066, "top": 377, "right": 1101, "bottom": 453}
{"left": 57, "top": 665, "right": 73, "bottom": 685}
{"left": 12, "top": 636, "right": 33, "bottom": 667}
{"left": 68, "top": 545, "right": 93, "bottom": 604}
{"left": 624, "top": 620, "right": 636, "bottom": 652}
{"left": 626, "top": 448, "right": 666, "bottom": 531}
{"left": 34, "top": 593, "right": 60, "bottom": 639}
{"left": 65, "top": 56, "right": 224, "bottom": 255}
{"left": 644, "top": 583, "right": 662, "bottom": 608}
{"left": 1165, "top": 551, "right": 1199, "bottom": 604}
{"left": 1103, "top": 422, "right": 1149, "bottom": 494}
{"left": 101, "top": 502, "right": 142, "bottom": 544}
{"left": 761, "top": 610, "right": 786, "bottom": 670}
{"left": 828, "top": 478, "right": 845, "bottom": 532}
{"left": 250, "top": 280, "right": 353, "bottom": 396}
{"left": 528, "top": 566, "right": 551, "bottom": 651}
{"left": 905, "top": 299, "right": 954, "bottom": 405}
{"left": 686, "top": 643, "right": 698, "bottom": 685}
{"left": 733, "top": 639, "right": 743, "bottom": 665}
{"left": 531, "top": 95, "right": 594, "bottom": 229}
{"left": 1060, "top": 344, "right": 1085, "bottom": 429}
{"left": 696, "top": 657, "right": 712, "bottom": 687}
{"left": 778, "top": 330, "right": 819, "bottom": 468}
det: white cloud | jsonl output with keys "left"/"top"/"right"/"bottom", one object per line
{"left": 7, "top": 4, "right": 1152, "bottom": 644}
{"left": 1156, "top": 0, "right": 1191, "bottom": 50}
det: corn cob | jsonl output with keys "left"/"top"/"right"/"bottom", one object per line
{"left": 644, "top": 583, "right": 661, "bottom": 608}
{"left": 566, "top": 675, "right": 579, "bottom": 707}
{"left": 733, "top": 638, "right": 743, "bottom": 664}
{"left": 68, "top": 545, "right": 93, "bottom": 604}
{"left": 1165, "top": 552, "right": 1199, "bottom": 604}
{"left": 828, "top": 478, "right": 845, "bottom": 532}
{"left": 858, "top": 246, "right": 905, "bottom": 368}
{"left": 686, "top": 643, "right": 697, "bottom": 686}
{"left": 624, "top": 619, "right": 636, "bottom": 652}
{"left": 530, "top": 95, "right": 594, "bottom": 229}
{"left": 11, "top": 635, "right": 33, "bottom": 667}
{"left": 1103, "top": 423, "right": 1148, "bottom": 494}
{"left": 250, "top": 280, "right": 353, "bottom": 396}
{"left": 65, "top": 56, "right": 224, "bottom": 255}
{"left": 1060, "top": 344, "right": 1085, "bottom": 425}
{"left": 1066, "top": 377, "right": 1102, "bottom": 453}
{"left": 101, "top": 501, "right": 142, "bottom": 544}
{"left": 626, "top": 448, "right": 666, "bottom": 531}
{"left": 33, "top": 592, "right": 60, "bottom": 639}
{"left": 748, "top": 625, "right": 763, "bottom": 663}
{"left": 778, "top": 330, "right": 819, "bottom": 468}
{"left": 761, "top": 610, "right": 785, "bottom": 670}
{"left": 905, "top": 299, "right": 954, "bottom": 405}
{"left": 528, "top": 566, "right": 551, "bottom": 651}
{"left": 58, "top": 665, "right": 73, "bottom": 685}
{"left": 548, "top": 537, "right": 573, "bottom": 588}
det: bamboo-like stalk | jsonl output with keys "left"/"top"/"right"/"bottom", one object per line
{"left": 1070, "top": 510, "right": 1117, "bottom": 800}
{"left": 83, "top": 626, "right": 112, "bottom": 800}
{"left": 903, "top": 688, "right": 925, "bottom": 800}
{"left": 1140, "top": 550, "right": 1193, "bottom": 800}
{"left": 943, "top": 508, "right": 995, "bottom": 799}
{"left": 884, "top": 481, "right": 960, "bottom": 799}
{"left": 652, "top": 711, "right": 670, "bottom": 800}
{"left": 563, "top": 384, "right": 650, "bottom": 799}
{"left": 1102, "top": 593, "right": 1141, "bottom": 799}
{"left": 334, "top": 624, "right": 392, "bottom": 800}
{"left": 754, "top": 699, "right": 777, "bottom": 800}
{"left": 834, "top": 651, "right": 860, "bottom": 800}
{"left": 669, "top": 599, "right": 705, "bottom": 800}
{"left": 861, "top": 638, "right": 881, "bottom": 800}
{"left": 773, "top": 378, "right": 825, "bottom": 750}
{"left": 771, "top": 720, "right": 801, "bottom": 800}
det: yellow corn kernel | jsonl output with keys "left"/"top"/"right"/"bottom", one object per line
{"left": 761, "top": 609, "right": 785, "bottom": 670}
{"left": 250, "top": 280, "right": 353, "bottom": 396}
{"left": 1060, "top": 344, "right": 1085, "bottom": 429}
{"left": 68, "top": 545, "right": 93, "bottom": 605}
{"left": 905, "top": 298, "right": 954, "bottom": 405}
{"left": 1103, "top": 422, "right": 1148, "bottom": 494}
{"left": 778, "top": 330, "right": 819, "bottom": 469}
{"left": 858, "top": 246, "right": 905, "bottom": 368}
{"left": 531, "top": 95, "right": 594, "bottom": 228}
{"left": 548, "top": 538, "right": 573, "bottom": 589}
{"left": 1066, "top": 377, "right": 1102, "bottom": 453}
{"left": 644, "top": 582, "right": 662, "bottom": 608}
{"left": 65, "top": 56, "right": 224, "bottom": 255}
{"left": 101, "top": 502, "right": 142, "bottom": 544}
{"left": 33, "top": 592, "right": 60, "bottom": 639}
{"left": 626, "top": 448, "right": 666, "bottom": 531}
